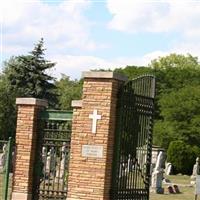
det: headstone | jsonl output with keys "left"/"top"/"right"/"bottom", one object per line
{"left": 55, "top": 143, "right": 67, "bottom": 183}
{"left": 151, "top": 151, "right": 165, "bottom": 194}
{"left": 167, "top": 186, "right": 174, "bottom": 194}
{"left": 45, "top": 147, "right": 56, "bottom": 177}
{"left": 191, "top": 157, "right": 200, "bottom": 185}
{"left": 0, "top": 144, "right": 7, "bottom": 172}
{"left": 42, "top": 147, "right": 47, "bottom": 162}
{"left": 165, "top": 162, "right": 172, "bottom": 175}
{"left": 162, "top": 178, "right": 171, "bottom": 184}
{"left": 60, "top": 143, "right": 67, "bottom": 177}
{"left": 173, "top": 185, "right": 180, "bottom": 193}
{"left": 127, "top": 154, "right": 132, "bottom": 172}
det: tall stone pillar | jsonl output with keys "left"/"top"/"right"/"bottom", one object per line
{"left": 11, "top": 98, "right": 48, "bottom": 200}
{"left": 67, "top": 72, "right": 127, "bottom": 200}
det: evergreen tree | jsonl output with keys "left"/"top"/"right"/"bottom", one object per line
{"left": 7, "top": 38, "right": 57, "bottom": 105}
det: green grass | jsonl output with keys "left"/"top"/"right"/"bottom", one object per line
{"left": 150, "top": 175, "right": 196, "bottom": 200}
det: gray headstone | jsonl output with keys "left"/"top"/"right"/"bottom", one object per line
{"left": 151, "top": 151, "right": 165, "bottom": 194}
{"left": 0, "top": 144, "right": 7, "bottom": 171}
{"left": 165, "top": 162, "right": 172, "bottom": 175}
{"left": 191, "top": 157, "right": 200, "bottom": 185}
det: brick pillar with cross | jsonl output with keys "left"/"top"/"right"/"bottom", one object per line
{"left": 11, "top": 98, "right": 48, "bottom": 200}
{"left": 67, "top": 71, "right": 127, "bottom": 200}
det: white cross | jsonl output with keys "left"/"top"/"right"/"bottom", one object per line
{"left": 89, "top": 109, "right": 101, "bottom": 134}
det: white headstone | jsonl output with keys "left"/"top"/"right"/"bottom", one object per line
{"left": 0, "top": 144, "right": 7, "bottom": 171}
{"left": 46, "top": 148, "right": 56, "bottom": 176}
{"left": 60, "top": 143, "right": 67, "bottom": 178}
{"left": 55, "top": 143, "right": 67, "bottom": 183}
{"left": 191, "top": 157, "right": 200, "bottom": 185}
{"left": 165, "top": 162, "right": 172, "bottom": 175}
{"left": 151, "top": 151, "right": 164, "bottom": 194}
{"left": 42, "top": 147, "right": 47, "bottom": 162}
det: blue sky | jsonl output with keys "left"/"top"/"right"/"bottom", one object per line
{"left": 1, "top": 0, "right": 200, "bottom": 79}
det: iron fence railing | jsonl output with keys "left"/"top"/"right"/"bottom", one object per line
{"left": 33, "top": 110, "right": 72, "bottom": 200}
{"left": 111, "top": 75, "right": 155, "bottom": 200}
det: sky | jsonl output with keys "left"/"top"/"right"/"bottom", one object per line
{"left": 1, "top": 0, "right": 200, "bottom": 79}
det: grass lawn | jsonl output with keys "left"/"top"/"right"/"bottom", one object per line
{"left": 150, "top": 175, "right": 196, "bottom": 200}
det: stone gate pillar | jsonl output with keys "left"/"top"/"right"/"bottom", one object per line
{"left": 67, "top": 72, "right": 127, "bottom": 200}
{"left": 11, "top": 98, "right": 48, "bottom": 200}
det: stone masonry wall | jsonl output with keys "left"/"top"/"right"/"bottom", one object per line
{"left": 11, "top": 98, "right": 47, "bottom": 200}
{"left": 12, "top": 105, "right": 38, "bottom": 193}
{"left": 67, "top": 74, "right": 125, "bottom": 200}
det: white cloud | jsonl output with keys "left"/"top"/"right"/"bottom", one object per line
{"left": 1, "top": 0, "right": 100, "bottom": 55}
{"left": 107, "top": 0, "right": 200, "bottom": 34}
{"left": 2, "top": 0, "right": 200, "bottom": 80}
{"left": 106, "top": 0, "right": 200, "bottom": 66}
{"left": 50, "top": 52, "right": 169, "bottom": 80}
{"left": 50, "top": 54, "right": 117, "bottom": 79}
{"left": 51, "top": 46, "right": 200, "bottom": 80}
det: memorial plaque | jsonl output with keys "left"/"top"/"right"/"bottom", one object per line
{"left": 82, "top": 145, "right": 103, "bottom": 158}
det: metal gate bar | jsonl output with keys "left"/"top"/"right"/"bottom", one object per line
{"left": 111, "top": 75, "right": 155, "bottom": 200}
{"left": 33, "top": 110, "right": 72, "bottom": 200}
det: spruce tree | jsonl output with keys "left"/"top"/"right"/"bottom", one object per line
{"left": 7, "top": 38, "right": 57, "bottom": 105}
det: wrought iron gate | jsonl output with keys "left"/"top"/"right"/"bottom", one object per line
{"left": 33, "top": 110, "right": 72, "bottom": 200}
{"left": 111, "top": 75, "right": 155, "bottom": 200}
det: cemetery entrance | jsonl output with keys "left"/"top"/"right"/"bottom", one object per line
{"left": 33, "top": 110, "right": 73, "bottom": 200}
{"left": 111, "top": 75, "right": 155, "bottom": 200}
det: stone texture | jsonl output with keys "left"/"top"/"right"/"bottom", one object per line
{"left": 67, "top": 74, "right": 125, "bottom": 200}
{"left": 71, "top": 100, "right": 83, "bottom": 108}
{"left": 11, "top": 192, "right": 32, "bottom": 200}
{"left": 16, "top": 97, "right": 48, "bottom": 107}
{"left": 82, "top": 71, "right": 128, "bottom": 81}
{"left": 11, "top": 98, "right": 46, "bottom": 200}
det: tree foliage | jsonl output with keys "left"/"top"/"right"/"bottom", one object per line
{"left": 114, "top": 65, "right": 153, "bottom": 79}
{"left": 167, "top": 140, "right": 197, "bottom": 174}
{"left": 151, "top": 54, "right": 200, "bottom": 95}
{"left": 0, "top": 39, "right": 57, "bottom": 139}
{"left": 55, "top": 75, "right": 82, "bottom": 110}
{"left": 0, "top": 73, "right": 16, "bottom": 139}
{"left": 151, "top": 54, "right": 200, "bottom": 149}
{"left": 154, "top": 85, "right": 200, "bottom": 148}
{"left": 6, "top": 38, "right": 57, "bottom": 105}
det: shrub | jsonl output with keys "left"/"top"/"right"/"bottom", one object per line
{"left": 167, "top": 140, "right": 196, "bottom": 175}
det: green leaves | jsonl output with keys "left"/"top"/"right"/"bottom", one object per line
{"left": 167, "top": 140, "right": 196, "bottom": 174}
{"left": 55, "top": 75, "right": 82, "bottom": 110}
{"left": 5, "top": 38, "right": 57, "bottom": 106}
{"left": 150, "top": 54, "right": 200, "bottom": 150}
{"left": 156, "top": 85, "right": 200, "bottom": 147}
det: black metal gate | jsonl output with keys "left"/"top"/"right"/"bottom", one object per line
{"left": 111, "top": 75, "right": 155, "bottom": 200}
{"left": 33, "top": 110, "right": 73, "bottom": 200}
